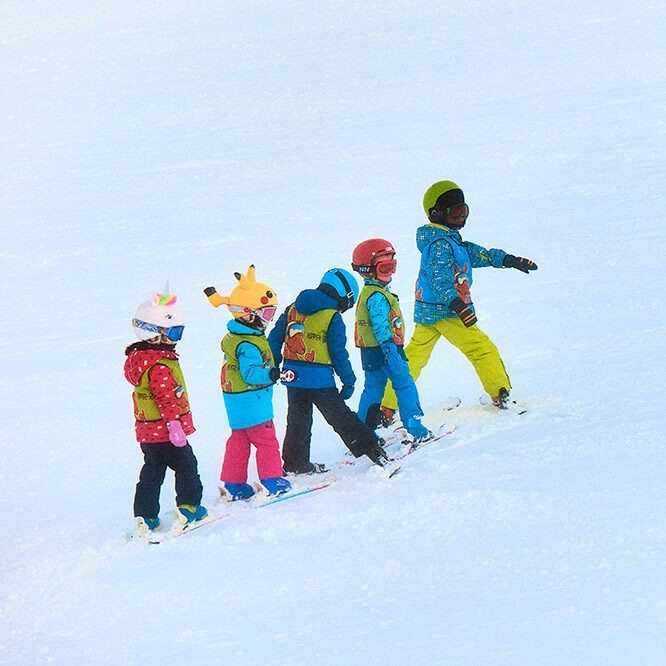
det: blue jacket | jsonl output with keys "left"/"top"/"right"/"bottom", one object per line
{"left": 222, "top": 319, "right": 275, "bottom": 430}
{"left": 414, "top": 223, "right": 506, "bottom": 325}
{"left": 268, "top": 288, "right": 356, "bottom": 390}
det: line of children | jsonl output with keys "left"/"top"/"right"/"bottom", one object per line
{"left": 125, "top": 178, "right": 537, "bottom": 530}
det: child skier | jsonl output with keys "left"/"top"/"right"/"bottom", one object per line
{"left": 125, "top": 292, "right": 208, "bottom": 535}
{"left": 204, "top": 265, "right": 291, "bottom": 501}
{"left": 351, "top": 238, "right": 430, "bottom": 442}
{"left": 381, "top": 180, "right": 538, "bottom": 420}
{"left": 268, "top": 267, "right": 390, "bottom": 473}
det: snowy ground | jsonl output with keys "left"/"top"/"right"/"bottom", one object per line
{"left": 1, "top": 1, "right": 665, "bottom": 664}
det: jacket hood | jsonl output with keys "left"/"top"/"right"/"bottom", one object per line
{"left": 416, "top": 223, "right": 461, "bottom": 252}
{"left": 124, "top": 343, "right": 179, "bottom": 386}
{"left": 294, "top": 288, "right": 338, "bottom": 315}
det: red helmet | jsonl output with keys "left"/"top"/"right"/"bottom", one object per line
{"left": 351, "top": 238, "right": 396, "bottom": 277}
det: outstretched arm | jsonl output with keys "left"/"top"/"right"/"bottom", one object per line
{"left": 463, "top": 241, "right": 507, "bottom": 268}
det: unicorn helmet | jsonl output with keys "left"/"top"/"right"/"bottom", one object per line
{"left": 132, "top": 293, "right": 185, "bottom": 342}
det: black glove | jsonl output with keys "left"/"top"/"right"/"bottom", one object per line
{"left": 268, "top": 367, "right": 281, "bottom": 383}
{"left": 503, "top": 255, "right": 538, "bottom": 273}
{"left": 449, "top": 297, "right": 477, "bottom": 327}
{"left": 203, "top": 286, "right": 217, "bottom": 297}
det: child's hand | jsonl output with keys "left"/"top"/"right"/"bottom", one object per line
{"left": 449, "top": 297, "right": 477, "bottom": 327}
{"left": 381, "top": 341, "right": 404, "bottom": 373}
{"left": 166, "top": 420, "right": 187, "bottom": 447}
{"left": 339, "top": 384, "right": 355, "bottom": 400}
{"left": 503, "top": 254, "right": 538, "bottom": 273}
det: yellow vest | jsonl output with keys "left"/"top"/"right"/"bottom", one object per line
{"left": 221, "top": 332, "right": 274, "bottom": 394}
{"left": 354, "top": 284, "right": 405, "bottom": 348}
{"left": 133, "top": 357, "right": 190, "bottom": 422}
{"left": 282, "top": 305, "right": 335, "bottom": 365}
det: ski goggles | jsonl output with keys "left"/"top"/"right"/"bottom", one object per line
{"left": 374, "top": 258, "right": 397, "bottom": 277}
{"left": 132, "top": 318, "right": 185, "bottom": 341}
{"left": 446, "top": 203, "right": 469, "bottom": 222}
{"left": 228, "top": 304, "right": 277, "bottom": 323}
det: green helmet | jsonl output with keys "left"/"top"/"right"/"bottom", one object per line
{"left": 422, "top": 180, "right": 464, "bottom": 217}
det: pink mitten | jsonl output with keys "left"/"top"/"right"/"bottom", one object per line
{"left": 167, "top": 420, "right": 187, "bottom": 447}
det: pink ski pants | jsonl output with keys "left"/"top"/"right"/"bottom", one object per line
{"left": 220, "top": 420, "right": 284, "bottom": 483}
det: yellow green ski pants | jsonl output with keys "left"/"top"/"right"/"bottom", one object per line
{"left": 382, "top": 318, "right": 511, "bottom": 411}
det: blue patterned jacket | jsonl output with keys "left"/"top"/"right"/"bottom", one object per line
{"left": 414, "top": 223, "right": 507, "bottom": 325}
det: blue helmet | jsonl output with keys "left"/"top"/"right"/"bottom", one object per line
{"left": 318, "top": 268, "right": 359, "bottom": 312}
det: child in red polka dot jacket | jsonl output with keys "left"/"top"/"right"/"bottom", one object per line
{"left": 124, "top": 292, "right": 208, "bottom": 535}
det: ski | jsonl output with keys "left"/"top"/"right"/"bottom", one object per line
{"left": 393, "top": 423, "right": 456, "bottom": 459}
{"left": 386, "top": 462, "right": 402, "bottom": 478}
{"left": 335, "top": 455, "right": 402, "bottom": 477}
{"left": 253, "top": 481, "right": 333, "bottom": 508}
{"left": 382, "top": 421, "right": 456, "bottom": 450}
{"left": 146, "top": 511, "right": 228, "bottom": 544}
{"left": 479, "top": 393, "right": 528, "bottom": 415}
{"left": 377, "top": 396, "right": 461, "bottom": 438}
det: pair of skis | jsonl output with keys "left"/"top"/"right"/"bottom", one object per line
{"left": 135, "top": 481, "right": 333, "bottom": 544}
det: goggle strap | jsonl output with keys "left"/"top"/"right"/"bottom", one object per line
{"left": 333, "top": 269, "right": 355, "bottom": 308}
{"left": 228, "top": 304, "right": 276, "bottom": 322}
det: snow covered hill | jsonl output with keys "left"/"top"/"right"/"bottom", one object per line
{"left": 1, "top": 1, "right": 664, "bottom": 663}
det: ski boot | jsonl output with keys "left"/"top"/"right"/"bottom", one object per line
{"left": 283, "top": 461, "right": 328, "bottom": 475}
{"left": 257, "top": 477, "right": 292, "bottom": 497}
{"left": 136, "top": 516, "right": 160, "bottom": 536}
{"left": 489, "top": 388, "right": 527, "bottom": 415}
{"left": 175, "top": 504, "right": 208, "bottom": 527}
{"left": 365, "top": 439, "right": 391, "bottom": 467}
{"left": 405, "top": 416, "right": 432, "bottom": 444}
{"left": 492, "top": 387, "right": 511, "bottom": 409}
{"left": 220, "top": 482, "right": 255, "bottom": 501}
{"left": 379, "top": 406, "right": 397, "bottom": 428}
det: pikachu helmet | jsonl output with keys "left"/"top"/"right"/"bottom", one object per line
{"left": 205, "top": 265, "right": 278, "bottom": 323}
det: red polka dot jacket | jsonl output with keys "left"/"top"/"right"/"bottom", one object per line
{"left": 124, "top": 341, "right": 195, "bottom": 444}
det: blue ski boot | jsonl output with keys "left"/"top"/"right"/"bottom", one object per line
{"left": 220, "top": 482, "right": 255, "bottom": 501}
{"left": 136, "top": 516, "right": 160, "bottom": 536}
{"left": 176, "top": 504, "right": 208, "bottom": 525}
{"left": 258, "top": 477, "right": 292, "bottom": 497}
{"left": 406, "top": 416, "right": 432, "bottom": 444}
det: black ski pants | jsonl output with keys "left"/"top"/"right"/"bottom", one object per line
{"left": 282, "top": 387, "right": 378, "bottom": 470}
{"left": 133, "top": 441, "right": 203, "bottom": 519}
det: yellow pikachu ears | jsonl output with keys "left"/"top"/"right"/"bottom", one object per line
{"left": 234, "top": 264, "right": 256, "bottom": 285}
{"left": 204, "top": 265, "right": 277, "bottom": 315}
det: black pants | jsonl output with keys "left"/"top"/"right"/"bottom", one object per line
{"left": 282, "top": 387, "right": 378, "bottom": 469}
{"left": 133, "top": 441, "right": 203, "bottom": 519}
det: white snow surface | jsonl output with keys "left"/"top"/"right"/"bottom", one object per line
{"left": 2, "top": 1, "right": 665, "bottom": 664}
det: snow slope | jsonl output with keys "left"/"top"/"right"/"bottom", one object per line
{"left": 1, "top": 1, "right": 665, "bottom": 663}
